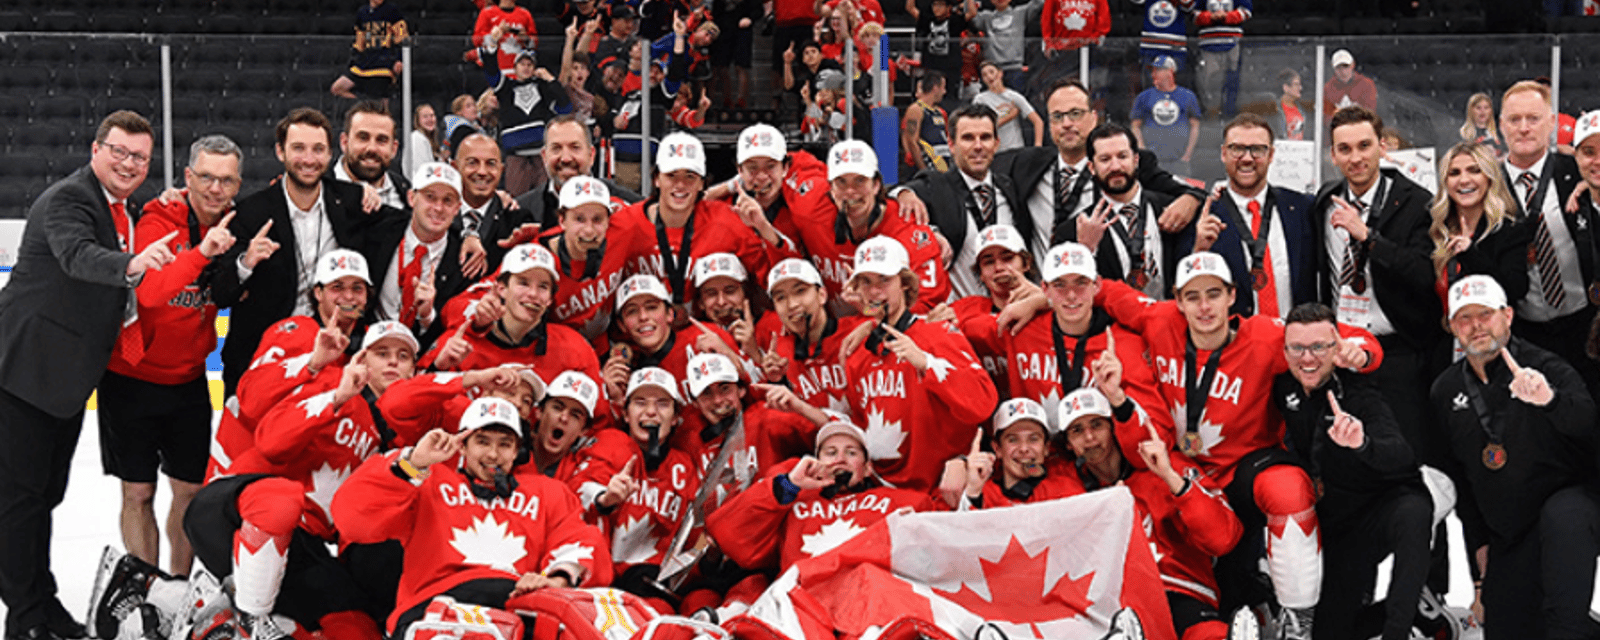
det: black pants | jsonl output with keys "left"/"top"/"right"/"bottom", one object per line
{"left": 0, "top": 387, "right": 84, "bottom": 634}
{"left": 1316, "top": 485, "right": 1433, "bottom": 640}
{"left": 1514, "top": 306, "right": 1600, "bottom": 401}
{"left": 1482, "top": 485, "right": 1600, "bottom": 640}
{"left": 1372, "top": 334, "right": 1455, "bottom": 594}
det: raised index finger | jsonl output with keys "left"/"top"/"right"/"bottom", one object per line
{"left": 1326, "top": 390, "right": 1344, "bottom": 416}
{"left": 217, "top": 210, "right": 237, "bottom": 231}
{"left": 254, "top": 219, "right": 274, "bottom": 240}
{"left": 970, "top": 429, "right": 984, "bottom": 456}
{"left": 1500, "top": 348, "right": 1522, "bottom": 374}
{"left": 1103, "top": 328, "right": 1116, "bottom": 354}
{"left": 619, "top": 457, "right": 635, "bottom": 477}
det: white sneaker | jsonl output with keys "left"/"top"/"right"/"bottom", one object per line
{"left": 1228, "top": 607, "right": 1261, "bottom": 640}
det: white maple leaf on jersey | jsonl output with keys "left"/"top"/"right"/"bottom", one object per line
{"left": 826, "top": 393, "right": 853, "bottom": 418}
{"left": 306, "top": 463, "right": 351, "bottom": 521}
{"left": 864, "top": 406, "right": 907, "bottom": 461}
{"left": 549, "top": 541, "right": 595, "bottom": 567}
{"left": 432, "top": 372, "right": 463, "bottom": 385}
{"left": 1168, "top": 402, "right": 1225, "bottom": 456}
{"left": 299, "top": 389, "right": 339, "bottom": 419}
{"left": 924, "top": 355, "right": 956, "bottom": 382}
{"left": 1063, "top": 11, "right": 1087, "bottom": 30}
{"left": 280, "top": 352, "right": 313, "bottom": 379}
{"left": 800, "top": 518, "right": 866, "bottom": 557}
{"left": 1039, "top": 388, "right": 1063, "bottom": 431}
{"left": 450, "top": 515, "right": 528, "bottom": 573}
{"left": 1143, "top": 513, "right": 1164, "bottom": 564}
{"left": 610, "top": 514, "right": 661, "bottom": 564}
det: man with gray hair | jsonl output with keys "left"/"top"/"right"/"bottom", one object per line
{"left": 91, "top": 135, "right": 252, "bottom": 594}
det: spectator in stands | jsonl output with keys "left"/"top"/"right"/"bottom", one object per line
{"left": 803, "top": 69, "right": 852, "bottom": 147}
{"left": 472, "top": 0, "right": 537, "bottom": 83}
{"left": 559, "top": 0, "right": 604, "bottom": 31}
{"left": 1134, "top": 0, "right": 1190, "bottom": 71}
{"left": 0, "top": 110, "right": 170, "bottom": 640}
{"left": 1131, "top": 56, "right": 1201, "bottom": 176}
{"left": 669, "top": 88, "right": 712, "bottom": 130}
{"left": 1460, "top": 92, "right": 1507, "bottom": 158}
{"left": 331, "top": 0, "right": 408, "bottom": 100}
{"left": 1039, "top": 0, "right": 1110, "bottom": 60}
{"left": 403, "top": 103, "right": 440, "bottom": 180}
{"left": 101, "top": 134, "right": 243, "bottom": 580}
{"left": 477, "top": 89, "right": 501, "bottom": 140}
{"left": 972, "top": 0, "right": 1042, "bottom": 91}
{"left": 214, "top": 107, "right": 391, "bottom": 394}
{"left": 595, "top": 4, "right": 639, "bottom": 65}
{"left": 1192, "top": 0, "right": 1249, "bottom": 118}
{"left": 493, "top": 51, "right": 572, "bottom": 196}
{"left": 1275, "top": 68, "right": 1307, "bottom": 141}
{"left": 774, "top": 0, "right": 821, "bottom": 85}
{"left": 974, "top": 61, "right": 1043, "bottom": 150}
{"left": 915, "top": 0, "right": 972, "bottom": 110}
{"left": 563, "top": 19, "right": 601, "bottom": 129}
{"left": 711, "top": 0, "right": 762, "bottom": 109}
{"left": 903, "top": 72, "right": 952, "bottom": 174}
{"left": 440, "top": 94, "right": 481, "bottom": 160}
{"left": 334, "top": 101, "right": 408, "bottom": 210}
{"left": 1323, "top": 49, "right": 1377, "bottom": 116}
{"left": 782, "top": 41, "right": 839, "bottom": 114}
{"left": 1497, "top": 80, "right": 1594, "bottom": 392}
{"left": 1428, "top": 142, "right": 1528, "bottom": 301}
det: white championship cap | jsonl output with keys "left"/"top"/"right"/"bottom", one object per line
{"left": 1448, "top": 275, "right": 1508, "bottom": 319}
{"left": 315, "top": 248, "right": 372, "bottom": 286}
{"left": 767, "top": 258, "right": 825, "bottom": 294}
{"left": 992, "top": 397, "right": 1055, "bottom": 436}
{"left": 685, "top": 352, "right": 741, "bottom": 398}
{"left": 657, "top": 132, "right": 707, "bottom": 176}
{"left": 828, "top": 139, "right": 878, "bottom": 181}
{"left": 544, "top": 371, "right": 601, "bottom": 417}
{"left": 814, "top": 420, "right": 868, "bottom": 453}
{"left": 412, "top": 162, "right": 463, "bottom": 195}
{"left": 1058, "top": 388, "right": 1114, "bottom": 430}
{"left": 459, "top": 397, "right": 523, "bottom": 437}
{"left": 498, "top": 363, "right": 548, "bottom": 404}
{"left": 559, "top": 175, "right": 611, "bottom": 211}
{"left": 360, "top": 320, "right": 420, "bottom": 354}
{"left": 737, "top": 124, "right": 787, "bottom": 165}
{"left": 692, "top": 252, "right": 748, "bottom": 288}
{"left": 500, "top": 243, "right": 560, "bottom": 284}
{"left": 850, "top": 236, "right": 911, "bottom": 281}
{"left": 1330, "top": 49, "right": 1355, "bottom": 68}
{"left": 1173, "top": 251, "right": 1233, "bottom": 291}
{"left": 1039, "top": 242, "right": 1097, "bottom": 283}
{"left": 625, "top": 367, "right": 683, "bottom": 404}
{"left": 977, "top": 224, "right": 1027, "bottom": 255}
{"left": 1574, "top": 110, "right": 1600, "bottom": 149}
{"left": 615, "top": 274, "right": 672, "bottom": 312}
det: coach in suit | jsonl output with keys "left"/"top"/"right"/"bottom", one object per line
{"left": 1073, "top": 123, "right": 1188, "bottom": 298}
{"left": 1189, "top": 113, "right": 1317, "bottom": 317}
{"left": 505, "top": 116, "right": 641, "bottom": 271}
{"left": 0, "top": 111, "right": 176, "bottom": 640}
{"left": 364, "top": 162, "right": 475, "bottom": 353}
{"left": 212, "top": 108, "right": 396, "bottom": 394}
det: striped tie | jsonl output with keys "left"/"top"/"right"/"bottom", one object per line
{"left": 1057, "top": 165, "right": 1076, "bottom": 218}
{"left": 975, "top": 184, "right": 996, "bottom": 227}
{"left": 1524, "top": 172, "right": 1566, "bottom": 308}
{"left": 1337, "top": 199, "right": 1365, "bottom": 289}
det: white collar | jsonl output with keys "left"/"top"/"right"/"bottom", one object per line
{"left": 281, "top": 178, "right": 324, "bottom": 216}
{"left": 405, "top": 224, "right": 449, "bottom": 257}
{"left": 1508, "top": 153, "right": 1548, "bottom": 184}
{"left": 959, "top": 168, "right": 994, "bottom": 192}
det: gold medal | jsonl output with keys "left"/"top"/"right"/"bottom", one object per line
{"left": 1588, "top": 282, "right": 1600, "bottom": 306}
{"left": 1482, "top": 443, "right": 1507, "bottom": 470}
{"left": 1180, "top": 432, "right": 1204, "bottom": 457}
{"left": 1251, "top": 267, "right": 1268, "bottom": 291}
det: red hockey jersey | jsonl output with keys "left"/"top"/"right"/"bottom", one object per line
{"left": 207, "top": 316, "right": 345, "bottom": 480}
{"left": 1123, "top": 453, "right": 1242, "bottom": 608}
{"left": 108, "top": 195, "right": 222, "bottom": 385}
{"left": 948, "top": 296, "right": 1009, "bottom": 398}
{"left": 672, "top": 402, "right": 818, "bottom": 514}
{"left": 604, "top": 448, "right": 701, "bottom": 573}
{"left": 768, "top": 315, "right": 870, "bottom": 416}
{"left": 787, "top": 196, "right": 950, "bottom": 314}
{"left": 612, "top": 199, "right": 788, "bottom": 303}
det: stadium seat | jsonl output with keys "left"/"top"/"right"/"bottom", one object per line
{"left": 111, "top": 67, "right": 164, "bottom": 94}
{"left": 35, "top": 11, "right": 90, "bottom": 32}
{"left": 0, "top": 10, "right": 36, "bottom": 31}
{"left": 33, "top": 95, "right": 93, "bottom": 125}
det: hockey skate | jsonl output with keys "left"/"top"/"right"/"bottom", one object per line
{"left": 183, "top": 571, "right": 236, "bottom": 640}
{"left": 1100, "top": 608, "right": 1145, "bottom": 640}
{"left": 1276, "top": 607, "right": 1313, "bottom": 640}
{"left": 1228, "top": 606, "right": 1261, "bottom": 640}
{"left": 86, "top": 546, "right": 170, "bottom": 640}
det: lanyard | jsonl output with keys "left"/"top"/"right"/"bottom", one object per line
{"left": 866, "top": 310, "right": 915, "bottom": 355}
{"left": 1183, "top": 334, "right": 1229, "bottom": 434}
{"left": 1106, "top": 198, "right": 1149, "bottom": 277}
{"left": 1459, "top": 363, "right": 1505, "bottom": 444}
{"left": 554, "top": 235, "right": 606, "bottom": 280}
{"left": 1346, "top": 177, "right": 1390, "bottom": 276}
{"left": 1219, "top": 191, "right": 1279, "bottom": 270}
{"left": 653, "top": 205, "right": 696, "bottom": 304}
{"left": 834, "top": 201, "right": 884, "bottom": 244}
{"left": 794, "top": 313, "right": 838, "bottom": 360}
{"left": 1050, "top": 321, "right": 1094, "bottom": 393}
{"left": 361, "top": 387, "right": 398, "bottom": 449}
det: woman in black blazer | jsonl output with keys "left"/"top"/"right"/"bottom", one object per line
{"left": 1431, "top": 141, "right": 1531, "bottom": 305}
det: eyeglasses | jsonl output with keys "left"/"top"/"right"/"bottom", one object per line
{"left": 100, "top": 142, "right": 151, "bottom": 166}
{"left": 459, "top": 158, "right": 503, "bottom": 170}
{"left": 1224, "top": 144, "right": 1272, "bottom": 159}
{"left": 189, "top": 171, "right": 240, "bottom": 189}
{"left": 1049, "top": 109, "right": 1091, "bottom": 123}
{"left": 1284, "top": 341, "right": 1337, "bottom": 357}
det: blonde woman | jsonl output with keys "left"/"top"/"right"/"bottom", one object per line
{"left": 1429, "top": 142, "right": 1530, "bottom": 302}
{"left": 1458, "top": 92, "right": 1506, "bottom": 158}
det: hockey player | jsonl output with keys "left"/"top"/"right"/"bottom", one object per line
{"left": 678, "top": 352, "right": 818, "bottom": 504}
{"left": 333, "top": 396, "right": 612, "bottom": 638}
{"left": 946, "top": 224, "right": 1043, "bottom": 397}
{"left": 787, "top": 140, "right": 950, "bottom": 315}
{"left": 539, "top": 175, "right": 643, "bottom": 338}
{"left": 526, "top": 370, "right": 640, "bottom": 518}
{"left": 960, "top": 398, "right": 1085, "bottom": 508}
{"left": 691, "top": 252, "right": 774, "bottom": 361}
{"left": 185, "top": 321, "right": 422, "bottom": 639}
{"left": 377, "top": 364, "right": 544, "bottom": 449}
{"left": 841, "top": 235, "right": 998, "bottom": 492}
{"left": 599, "top": 274, "right": 742, "bottom": 408}
{"left": 1061, "top": 387, "right": 1244, "bottom": 640}
{"left": 704, "top": 123, "right": 828, "bottom": 246}
{"left": 760, "top": 258, "right": 867, "bottom": 416}
{"left": 1095, "top": 251, "right": 1384, "bottom": 638}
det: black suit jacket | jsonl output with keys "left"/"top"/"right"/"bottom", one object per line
{"left": 1505, "top": 153, "right": 1590, "bottom": 292}
{"left": 1311, "top": 169, "right": 1442, "bottom": 347}
{"left": 504, "top": 177, "right": 642, "bottom": 269}
{"left": 0, "top": 166, "right": 137, "bottom": 417}
{"left": 1180, "top": 186, "right": 1317, "bottom": 317}
{"left": 213, "top": 177, "right": 397, "bottom": 388}
{"left": 902, "top": 169, "right": 1029, "bottom": 259}
{"left": 1082, "top": 190, "right": 1184, "bottom": 294}
{"left": 361, "top": 216, "right": 473, "bottom": 353}
{"left": 989, "top": 146, "right": 1205, "bottom": 249}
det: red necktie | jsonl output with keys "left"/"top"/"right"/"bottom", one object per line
{"left": 398, "top": 243, "right": 428, "bottom": 327}
{"left": 111, "top": 201, "right": 147, "bottom": 366}
{"left": 110, "top": 201, "right": 130, "bottom": 251}
{"left": 1250, "top": 200, "right": 1280, "bottom": 318}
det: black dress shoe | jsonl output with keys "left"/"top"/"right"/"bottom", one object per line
{"left": 44, "top": 619, "right": 85, "bottom": 640}
{"left": 5, "top": 625, "right": 67, "bottom": 640}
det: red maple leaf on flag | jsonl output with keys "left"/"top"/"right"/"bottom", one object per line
{"left": 932, "top": 536, "right": 1095, "bottom": 626}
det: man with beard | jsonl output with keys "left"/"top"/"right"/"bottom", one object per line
{"left": 960, "top": 398, "right": 1084, "bottom": 508}
{"left": 1074, "top": 122, "right": 1186, "bottom": 299}
{"left": 760, "top": 259, "right": 866, "bottom": 415}
{"left": 186, "top": 321, "right": 420, "bottom": 640}
{"left": 363, "top": 163, "right": 473, "bottom": 352}
{"left": 506, "top": 116, "right": 642, "bottom": 261}
{"left": 332, "top": 396, "right": 611, "bottom": 639}
{"left": 947, "top": 224, "right": 1040, "bottom": 397}
{"left": 333, "top": 101, "right": 409, "bottom": 210}
{"left": 216, "top": 107, "right": 396, "bottom": 394}
{"left": 897, "top": 104, "right": 1029, "bottom": 298}
{"left": 1191, "top": 113, "right": 1316, "bottom": 318}
{"left": 1430, "top": 276, "right": 1600, "bottom": 640}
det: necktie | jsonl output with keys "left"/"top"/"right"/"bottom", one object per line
{"left": 462, "top": 206, "right": 483, "bottom": 236}
{"left": 398, "top": 243, "right": 428, "bottom": 327}
{"left": 1523, "top": 172, "right": 1566, "bottom": 308}
{"left": 1056, "top": 165, "right": 1077, "bottom": 221}
{"left": 1250, "top": 200, "right": 1280, "bottom": 318}
{"left": 111, "top": 201, "right": 147, "bottom": 366}
{"left": 1337, "top": 199, "right": 1365, "bottom": 290}
{"left": 974, "top": 184, "right": 996, "bottom": 227}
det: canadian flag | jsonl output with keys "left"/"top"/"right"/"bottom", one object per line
{"left": 724, "top": 489, "right": 1175, "bottom": 640}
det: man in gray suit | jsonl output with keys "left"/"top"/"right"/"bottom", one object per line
{"left": 0, "top": 111, "right": 177, "bottom": 640}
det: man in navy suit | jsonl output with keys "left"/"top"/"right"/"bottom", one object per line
{"left": 0, "top": 111, "right": 177, "bottom": 640}
{"left": 1191, "top": 113, "right": 1316, "bottom": 317}
{"left": 363, "top": 162, "right": 476, "bottom": 353}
